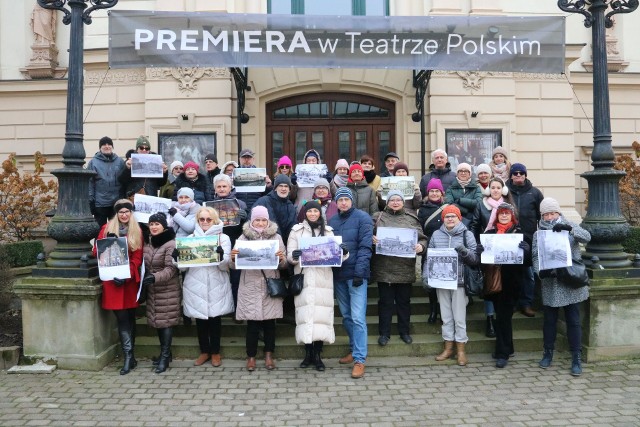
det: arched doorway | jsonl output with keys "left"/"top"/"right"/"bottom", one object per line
{"left": 266, "top": 93, "right": 395, "bottom": 176}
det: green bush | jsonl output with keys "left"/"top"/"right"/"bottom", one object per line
{"left": 0, "top": 245, "right": 14, "bottom": 311}
{"left": 1, "top": 240, "right": 44, "bottom": 267}
{"left": 622, "top": 227, "right": 640, "bottom": 255}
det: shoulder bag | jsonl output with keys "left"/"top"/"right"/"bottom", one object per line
{"left": 288, "top": 268, "right": 304, "bottom": 296}
{"left": 462, "top": 231, "right": 484, "bottom": 297}
{"left": 556, "top": 258, "right": 590, "bottom": 289}
{"left": 261, "top": 270, "right": 288, "bottom": 298}
{"left": 482, "top": 264, "right": 502, "bottom": 296}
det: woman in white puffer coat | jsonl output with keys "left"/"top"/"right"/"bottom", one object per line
{"left": 181, "top": 206, "right": 233, "bottom": 368}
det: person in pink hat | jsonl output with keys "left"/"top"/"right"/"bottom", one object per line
{"left": 273, "top": 155, "right": 297, "bottom": 202}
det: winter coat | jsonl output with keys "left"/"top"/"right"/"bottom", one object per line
{"left": 231, "top": 221, "right": 287, "bottom": 321}
{"left": 483, "top": 225, "right": 530, "bottom": 303}
{"left": 287, "top": 221, "right": 347, "bottom": 344}
{"left": 364, "top": 170, "right": 381, "bottom": 191}
{"left": 172, "top": 172, "right": 213, "bottom": 205}
{"left": 427, "top": 222, "right": 479, "bottom": 288}
{"left": 417, "top": 200, "right": 446, "bottom": 241}
{"left": 346, "top": 180, "right": 379, "bottom": 216}
{"left": 171, "top": 202, "right": 200, "bottom": 237}
{"left": 206, "top": 167, "right": 221, "bottom": 186}
{"left": 254, "top": 190, "right": 297, "bottom": 244}
{"left": 273, "top": 170, "right": 298, "bottom": 202}
{"left": 506, "top": 178, "right": 544, "bottom": 239}
{"left": 444, "top": 179, "right": 483, "bottom": 227}
{"left": 87, "top": 152, "right": 125, "bottom": 207}
{"left": 234, "top": 165, "right": 272, "bottom": 211}
{"left": 296, "top": 198, "right": 339, "bottom": 224}
{"left": 181, "top": 222, "right": 234, "bottom": 320}
{"left": 328, "top": 207, "right": 374, "bottom": 281}
{"left": 159, "top": 180, "right": 176, "bottom": 200}
{"left": 419, "top": 163, "right": 457, "bottom": 198}
{"left": 212, "top": 190, "right": 248, "bottom": 247}
{"left": 371, "top": 207, "right": 427, "bottom": 284}
{"left": 143, "top": 228, "right": 180, "bottom": 328}
{"left": 118, "top": 162, "right": 168, "bottom": 198}
{"left": 532, "top": 217, "right": 590, "bottom": 308}
{"left": 469, "top": 197, "right": 496, "bottom": 241}
{"left": 94, "top": 224, "right": 143, "bottom": 310}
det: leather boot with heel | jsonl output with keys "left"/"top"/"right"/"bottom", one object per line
{"left": 427, "top": 292, "right": 439, "bottom": 324}
{"left": 119, "top": 329, "right": 137, "bottom": 375}
{"left": 485, "top": 315, "right": 496, "bottom": 338}
{"left": 313, "top": 341, "right": 325, "bottom": 372}
{"left": 456, "top": 342, "right": 468, "bottom": 366}
{"left": 435, "top": 340, "right": 454, "bottom": 361}
{"left": 155, "top": 328, "right": 173, "bottom": 374}
{"left": 299, "top": 344, "right": 313, "bottom": 368}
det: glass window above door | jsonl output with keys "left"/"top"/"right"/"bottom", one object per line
{"left": 272, "top": 100, "right": 389, "bottom": 120}
{"left": 268, "top": 0, "right": 389, "bottom": 16}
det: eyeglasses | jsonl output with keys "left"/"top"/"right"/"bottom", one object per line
{"left": 173, "top": 166, "right": 183, "bottom": 170}
{"left": 117, "top": 210, "right": 131, "bottom": 215}
{"left": 138, "top": 146, "right": 150, "bottom": 152}
{"left": 198, "top": 217, "right": 213, "bottom": 223}
{"left": 458, "top": 170, "right": 470, "bottom": 174}
{"left": 512, "top": 171, "right": 525, "bottom": 176}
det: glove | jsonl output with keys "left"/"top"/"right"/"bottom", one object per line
{"left": 171, "top": 248, "right": 179, "bottom": 261}
{"left": 340, "top": 243, "right": 349, "bottom": 255}
{"left": 216, "top": 246, "right": 225, "bottom": 256}
{"left": 352, "top": 278, "right": 364, "bottom": 287}
{"left": 324, "top": 171, "right": 333, "bottom": 181}
{"left": 476, "top": 244, "right": 484, "bottom": 255}
{"left": 112, "top": 278, "right": 125, "bottom": 286}
{"left": 292, "top": 249, "right": 302, "bottom": 260}
{"left": 237, "top": 209, "right": 248, "bottom": 221}
{"left": 106, "top": 232, "right": 117, "bottom": 238}
{"left": 537, "top": 269, "right": 553, "bottom": 280}
{"left": 518, "top": 241, "right": 530, "bottom": 251}
{"left": 167, "top": 207, "right": 177, "bottom": 217}
{"left": 89, "top": 201, "right": 96, "bottom": 216}
{"left": 552, "top": 223, "right": 572, "bottom": 232}
{"left": 142, "top": 275, "right": 155, "bottom": 287}
{"left": 454, "top": 245, "right": 468, "bottom": 255}
{"left": 290, "top": 173, "right": 297, "bottom": 185}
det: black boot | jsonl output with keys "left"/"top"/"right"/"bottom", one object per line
{"left": 299, "top": 344, "right": 313, "bottom": 368}
{"left": 155, "top": 328, "right": 173, "bottom": 374}
{"left": 119, "top": 329, "right": 136, "bottom": 375}
{"left": 427, "top": 292, "right": 438, "bottom": 324}
{"left": 485, "top": 315, "right": 496, "bottom": 338}
{"left": 313, "top": 341, "right": 325, "bottom": 372}
{"left": 152, "top": 351, "right": 172, "bottom": 367}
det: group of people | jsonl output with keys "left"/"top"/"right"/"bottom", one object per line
{"left": 90, "top": 135, "right": 590, "bottom": 379}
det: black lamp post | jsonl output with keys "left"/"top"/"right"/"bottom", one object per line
{"left": 558, "top": 0, "right": 638, "bottom": 268}
{"left": 34, "top": 0, "right": 119, "bottom": 278}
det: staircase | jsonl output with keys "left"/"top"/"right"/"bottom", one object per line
{"left": 134, "top": 282, "right": 557, "bottom": 360}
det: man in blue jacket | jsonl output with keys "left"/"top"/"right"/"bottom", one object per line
{"left": 328, "top": 187, "right": 373, "bottom": 379}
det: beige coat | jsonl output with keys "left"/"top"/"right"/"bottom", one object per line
{"left": 143, "top": 229, "right": 180, "bottom": 329}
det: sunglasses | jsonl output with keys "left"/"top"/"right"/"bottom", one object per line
{"left": 198, "top": 217, "right": 213, "bottom": 223}
{"left": 512, "top": 171, "right": 525, "bottom": 176}
{"left": 279, "top": 165, "right": 291, "bottom": 169}
{"left": 138, "top": 146, "right": 150, "bottom": 151}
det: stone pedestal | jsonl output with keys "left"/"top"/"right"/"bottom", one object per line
{"left": 582, "top": 269, "right": 640, "bottom": 361}
{"left": 13, "top": 277, "right": 116, "bottom": 371}
{"left": 20, "top": 43, "right": 67, "bottom": 79}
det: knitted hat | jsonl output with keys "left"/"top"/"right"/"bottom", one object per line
{"left": 177, "top": 187, "right": 194, "bottom": 200}
{"left": 169, "top": 160, "right": 184, "bottom": 172}
{"left": 274, "top": 174, "right": 292, "bottom": 188}
{"left": 386, "top": 190, "right": 405, "bottom": 205}
{"left": 349, "top": 163, "right": 364, "bottom": 177}
{"left": 277, "top": 155, "right": 293, "bottom": 168}
{"left": 148, "top": 212, "right": 168, "bottom": 229}
{"left": 99, "top": 136, "right": 113, "bottom": 148}
{"left": 303, "top": 200, "right": 322, "bottom": 213}
{"left": 313, "top": 178, "right": 330, "bottom": 192}
{"left": 213, "top": 173, "right": 232, "bottom": 187}
{"left": 457, "top": 162, "right": 472, "bottom": 173}
{"left": 335, "top": 187, "right": 354, "bottom": 202}
{"left": 441, "top": 205, "right": 462, "bottom": 221}
{"left": 510, "top": 163, "right": 527, "bottom": 176}
{"left": 184, "top": 161, "right": 199, "bottom": 172}
{"left": 492, "top": 146, "right": 508, "bottom": 160}
{"left": 476, "top": 163, "right": 492, "bottom": 176}
{"left": 540, "top": 197, "right": 561, "bottom": 216}
{"left": 251, "top": 206, "right": 269, "bottom": 221}
{"left": 426, "top": 178, "right": 445, "bottom": 194}
{"left": 205, "top": 153, "right": 218, "bottom": 163}
{"left": 384, "top": 152, "right": 400, "bottom": 161}
{"left": 135, "top": 136, "right": 150, "bottom": 149}
{"left": 335, "top": 158, "right": 349, "bottom": 171}
{"left": 497, "top": 202, "right": 517, "bottom": 217}
{"left": 392, "top": 162, "right": 410, "bottom": 175}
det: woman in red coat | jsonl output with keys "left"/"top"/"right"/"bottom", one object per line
{"left": 94, "top": 199, "right": 144, "bottom": 375}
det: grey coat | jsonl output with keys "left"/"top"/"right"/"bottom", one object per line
{"left": 87, "top": 152, "right": 125, "bottom": 207}
{"left": 346, "top": 180, "right": 379, "bottom": 215}
{"left": 532, "top": 217, "right": 590, "bottom": 308}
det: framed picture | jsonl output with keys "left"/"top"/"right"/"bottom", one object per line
{"left": 158, "top": 133, "right": 216, "bottom": 172}
{"left": 445, "top": 129, "right": 501, "bottom": 171}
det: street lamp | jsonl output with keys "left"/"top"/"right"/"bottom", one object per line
{"left": 34, "top": 0, "right": 119, "bottom": 277}
{"left": 558, "top": 0, "right": 638, "bottom": 268}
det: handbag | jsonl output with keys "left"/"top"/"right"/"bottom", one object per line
{"left": 288, "top": 270, "right": 304, "bottom": 296}
{"left": 482, "top": 264, "right": 502, "bottom": 296}
{"left": 462, "top": 232, "right": 484, "bottom": 297}
{"left": 261, "top": 270, "right": 288, "bottom": 298}
{"left": 556, "top": 258, "right": 590, "bottom": 289}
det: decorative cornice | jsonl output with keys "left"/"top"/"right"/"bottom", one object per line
{"left": 84, "top": 69, "right": 146, "bottom": 87}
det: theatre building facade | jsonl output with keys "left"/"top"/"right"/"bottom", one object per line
{"left": 2, "top": 0, "right": 640, "bottom": 219}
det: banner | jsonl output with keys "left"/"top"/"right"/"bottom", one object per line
{"left": 109, "top": 11, "right": 565, "bottom": 73}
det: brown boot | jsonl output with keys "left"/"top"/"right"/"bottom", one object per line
{"left": 211, "top": 353, "right": 222, "bottom": 367}
{"left": 351, "top": 362, "right": 365, "bottom": 379}
{"left": 435, "top": 341, "right": 455, "bottom": 361}
{"left": 456, "top": 342, "right": 468, "bottom": 366}
{"left": 246, "top": 357, "right": 256, "bottom": 371}
{"left": 265, "top": 352, "right": 276, "bottom": 370}
{"left": 339, "top": 353, "right": 353, "bottom": 364}
{"left": 194, "top": 353, "right": 210, "bottom": 366}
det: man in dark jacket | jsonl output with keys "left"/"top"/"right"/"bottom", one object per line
{"left": 328, "top": 187, "right": 373, "bottom": 379}
{"left": 204, "top": 153, "right": 220, "bottom": 186}
{"left": 87, "top": 136, "right": 125, "bottom": 226}
{"left": 254, "top": 174, "right": 296, "bottom": 244}
{"left": 419, "top": 149, "right": 457, "bottom": 199}
{"left": 380, "top": 152, "right": 400, "bottom": 178}
{"left": 506, "top": 162, "right": 544, "bottom": 318}
{"left": 235, "top": 148, "right": 272, "bottom": 210}
{"left": 118, "top": 136, "right": 168, "bottom": 199}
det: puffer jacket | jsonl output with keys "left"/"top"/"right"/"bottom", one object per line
{"left": 371, "top": 207, "right": 427, "bottom": 284}
{"left": 346, "top": 180, "right": 379, "bottom": 215}
{"left": 171, "top": 201, "right": 200, "bottom": 237}
{"left": 419, "top": 163, "right": 457, "bottom": 198}
{"left": 212, "top": 189, "right": 248, "bottom": 247}
{"left": 506, "top": 178, "right": 544, "bottom": 239}
{"left": 172, "top": 172, "right": 213, "bottom": 205}
{"left": 254, "top": 190, "right": 297, "bottom": 244}
{"left": 287, "top": 221, "right": 347, "bottom": 344}
{"left": 181, "top": 222, "right": 234, "bottom": 319}
{"left": 444, "top": 179, "right": 483, "bottom": 227}
{"left": 231, "top": 221, "right": 287, "bottom": 321}
{"left": 144, "top": 228, "right": 180, "bottom": 328}
{"left": 427, "top": 221, "right": 479, "bottom": 287}
{"left": 328, "top": 207, "right": 374, "bottom": 281}
{"left": 532, "top": 216, "right": 590, "bottom": 308}
{"left": 87, "top": 152, "right": 125, "bottom": 207}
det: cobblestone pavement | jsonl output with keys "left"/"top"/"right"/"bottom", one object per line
{"left": 1, "top": 354, "right": 639, "bottom": 426}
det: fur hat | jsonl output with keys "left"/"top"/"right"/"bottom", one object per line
{"left": 184, "top": 161, "right": 199, "bottom": 172}
{"left": 426, "top": 178, "right": 445, "bottom": 194}
{"left": 510, "top": 163, "right": 527, "bottom": 176}
{"left": 334, "top": 158, "right": 349, "bottom": 172}
{"left": 277, "top": 155, "right": 293, "bottom": 168}
{"left": 386, "top": 190, "right": 405, "bottom": 205}
{"left": 177, "top": 187, "right": 194, "bottom": 200}
{"left": 335, "top": 187, "right": 354, "bottom": 202}
{"left": 251, "top": 206, "right": 269, "bottom": 222}
{"left": 274, "top": 174, "right": 292, "bottom": 188}
{"left": 476, "top": 163, "right": 492, "bottom": 176}
{"left": 392, "top": 162, "right": 410, "bottom": 175}
{"left": 442, "top": 205, "right": 462, "bottom": 221}
{"left": 540, "top": 197, "right": 561, "bottom": 216}
{"left": 135, "top": 136, "right": 150, "bottom": 149}
{"left": 492, "top": 146, "right": 508, "bottom": 160}
{"left": 148, "top": 212, "right": 168, "bottom": 229}
{"left": 99, "top": 136, "right": 113, "bottom": 148}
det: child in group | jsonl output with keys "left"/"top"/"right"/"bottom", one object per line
{"left": 489, "top": 147, "right": 511, "bottom": 182}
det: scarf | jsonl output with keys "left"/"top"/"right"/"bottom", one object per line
{"left": 539, "top": 216, "right": 561, "bottom": 230}
{"left": 490, "top": 161, "right": 510, "bottom": 182}
{"left": 484, "top": 196, "right": 504, "bottom": 232}
{"left": 118, "top": 225, "right": 129, "bottom": 236}
{"left": 364, "top": 169, "right": 377, "bottom": 184}
{"left": 250, "top": 223, "right": 267, "bottom": 236}
{"left": 495, "top": 221, "right": 514, "bottom": 234}
{"left": 456, "top": 175, "right": 471, "bottom": 188}
{"left": 314, "top": 194, "right": 333, "bottom": 205}
{"left": 306, "top": 218, "right": 325, "bottom": 236}
{"left": 479, "top": 181, "right": 488, "bottom": 189}
{"left": 333, "top": 173, "right": 348, "bottom": 188}
{"left": 173, "top": 200, "right": 196, "bottom": 216}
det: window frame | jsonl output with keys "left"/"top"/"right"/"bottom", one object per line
{"left": 268, "top": 0, "right": 389, "bottom": 16}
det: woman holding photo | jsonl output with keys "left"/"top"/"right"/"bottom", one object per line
{"left": 230, "top": 206, "right": 287, "bottom": 371}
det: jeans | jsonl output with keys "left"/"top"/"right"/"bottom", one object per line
{"left": 518, "top": 266, "right": 535, "bottom": 309}
{"left": 196, "top": 316, "right": 221, "bottom": 354}
{"left": 377, "top": 282, "right": 412, "bottom": 337}
{"left": 335, "top": 279, "right": 368, "bottom": 363}
{"left": 484, "top": 300, "right": 495, "bottom": 317}
{"left": 246, "top": 319, "right": 276, "bottom": 357}
{"left": 543, "top": 303, "right": 582, "bottom": 353}
{"left": 437, "top": 287, "right": 468, "bottom": 343}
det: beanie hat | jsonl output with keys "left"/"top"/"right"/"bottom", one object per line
{"left": 277, "top": 155, "right": 293, "bottom": 168}
{"left": 305, "top": 150, "right": 319, "bottom": 160}
{"left": 457, "top": 162, "right": 472, "bottom": 173}
{"left": 135, "top": 136, "right": 150, "bottom": 149}
{"left": 303, "top": 200, "right": 322, "bottom": 213}
{"left": 313, "top": 178, "right": 330, "bottom": 192}
{"left": 184, "top": 161, "right": 199, "bottom": 172}
{"left": 497, "top": 202, "right": 517, "bottom": 217}
{"left": 177, "top": 187, "right": 194, "bottom": 200}
{"left": 349, "top": 163, "right": 364, "bottom": 177}
{"left": 99, "top": 136, "right": 113, "bottom": 148}
{"left": 492, "top": 146, "right": 508, "bottom": 160}
{"left": 426, "top": 178, "right": 445, "bottom": 194}
{"left": 386, "top": 190, "right": 405, "bottom": 205}
{"left": 205, "top": 153, "right": 218, "bottom": 163}
{"left": 335, "top": 187, "right": 354, "bottom": 202}
{"left": 148, "top": 212, "right": 168, "bottom": 229}
{"left": 510, "top": 163, "right": 527, "bottom": 176}
{"left": 170, "top": 160, "right": 184, "bottom": 172}
{"left": 540, "top": 197, "right": 561, "bottom": 216}
{"left": 274, "top": 174, "right": 292, "bottom": 188}
{"left": 251, "top": 206, "right": 269, "bottom": 222}
{"left": 335, "top": 159, "right": 349, "bottom": 172}
{"left": 213, "top": 173, "right": 232, "bottom": 187}
{"left": 441, "top": 205, "right": 462, "bottom": 221}
{"left": 392, "top": 162, "right": 410, "bottom": 175}
{"left": 476, "top": 163, "right": 492, "bottom": 176}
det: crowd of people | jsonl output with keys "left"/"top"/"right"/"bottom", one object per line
{"left": 90, "top": 135, "right": 590, "bottom": 379}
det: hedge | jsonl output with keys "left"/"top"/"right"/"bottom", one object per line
{"left": 622, "top": 226, "right": 640, "bottom": 256}
{"left": 1, "top": 240, "right": 44, "bottom": 268}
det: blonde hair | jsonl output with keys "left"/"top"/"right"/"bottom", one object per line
{"left": 106, "top": 199, "right": 143, "bottom": 251}
{"left": 196, "top": 206, "right": 221, "bottom": 225}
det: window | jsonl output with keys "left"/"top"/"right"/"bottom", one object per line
{"left": 268, "top": 0, "right": 389, "bottom": 16}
